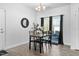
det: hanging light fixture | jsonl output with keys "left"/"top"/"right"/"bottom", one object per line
{"left": 35, "top": 3, "right": 46, "bottom": 12}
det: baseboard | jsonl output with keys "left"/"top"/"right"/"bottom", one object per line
{"left": 71, "top": 47, "right": 79, "bottom": 50}
{"left": 5, "top": 41, "right": 29, "bottom": 50}
{"left": 64, "top": 42, "right": 70, "bottom": 46}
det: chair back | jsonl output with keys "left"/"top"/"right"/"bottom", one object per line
{"left": 29, "top": 31, "right": 37, "bottom": 40}
{"left": 43, "top": 31, "right": 51, "bottom": 40}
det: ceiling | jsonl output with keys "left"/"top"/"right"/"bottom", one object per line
{"left": 23, "top": 3, "right": 70, "bottom": 11}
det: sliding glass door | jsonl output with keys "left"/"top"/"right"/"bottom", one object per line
{"left": 52, "top": 16, "right": 60, "bottom": 44}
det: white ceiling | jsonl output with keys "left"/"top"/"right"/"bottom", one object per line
{"left": 23, "top": 3, "right": 70, "bottom": 10}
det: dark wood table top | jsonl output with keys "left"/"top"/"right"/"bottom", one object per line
{"left": 30, "top": 34, "right": 51, "bottom": 37}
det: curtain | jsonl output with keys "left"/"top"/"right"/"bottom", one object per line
{"left": 49, "top": 16, "right": 52, "bottom": 31}
{"left": 58, "top": 15, "right": 63, "bottom": 44}
{"left": 41, "top": 18, "right": 44, "bottom": 27}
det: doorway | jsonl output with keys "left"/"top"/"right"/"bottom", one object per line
{"left": 0, "top": 9, "right": 6, "bottom": 50}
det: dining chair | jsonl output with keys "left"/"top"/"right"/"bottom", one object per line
{"left": 42, "top": 31, "right": 52, "bottom": 45}
{"left": 29, "top": 30, "right": 44, "bottom": 53}
{"left": 29, "top": 31, "right": 35, "bottom": 50}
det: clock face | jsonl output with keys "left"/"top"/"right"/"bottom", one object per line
{"left": 21, "top": 18, "right": 29, "bottom": 28}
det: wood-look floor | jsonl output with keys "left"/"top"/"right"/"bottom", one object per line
{"left": 5, "top": 43, "right": 79, "bottom": 56}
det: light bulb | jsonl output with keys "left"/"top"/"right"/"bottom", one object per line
{"left": 43, "top": 6, "right": 46, "bottom": 10}
{"left": 35, "top": 8, "right": 38, "bottom": 11}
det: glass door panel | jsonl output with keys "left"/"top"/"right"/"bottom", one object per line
{"left": 44, "top": 18, "right": 49, "bottom": 32}
{"left": 52, "top": 16, "right": 60, "bottom": 44}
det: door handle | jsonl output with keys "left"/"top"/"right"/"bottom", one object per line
{"left": 0, "top": 28, "right": 3, "bottom": 30}
{"left": 0, "top": 28, "right": 4, "bottom": 33}
{"left": 0, "top": 31, "right": 4, "bottom": 33}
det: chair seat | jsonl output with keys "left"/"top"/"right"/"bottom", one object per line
{"left": 42, "top": 39, "right": 50, "bottom": 43}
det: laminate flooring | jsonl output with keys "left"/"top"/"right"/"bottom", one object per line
{"left": 5, "top": 43, "right": 79, "bottom": 56}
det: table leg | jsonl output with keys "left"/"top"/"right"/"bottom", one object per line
{"left": 34, "top": 42, "right": 36, "bottom": 51}
{"left": 39, "top": 43, "right": 42, "bottom": 53}
{"left": 29, "top": 36, "right": 31, "bottom": 49}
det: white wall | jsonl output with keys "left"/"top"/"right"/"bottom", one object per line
{"left": 36, "top": 5, "right": 71, "bottom": 45}
{"left": 0, "top": 3, "right": 37, "bottom": 49}
{"left": 71, "top": 4, "right": 79, "bottom": 49}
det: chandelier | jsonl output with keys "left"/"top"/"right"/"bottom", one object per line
{"left": 35, "top": 3, "right": 46, "bottom": 12}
